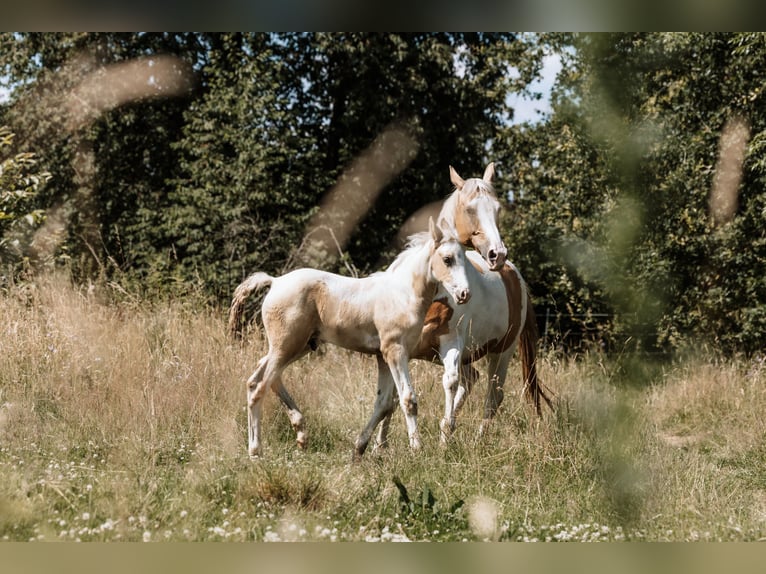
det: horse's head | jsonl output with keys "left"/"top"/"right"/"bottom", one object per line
{"left": 428, "top": 217, "right": 471, "bottom": 305}
{"left": 449, "top": 163, "right": 507, "bottom": 271}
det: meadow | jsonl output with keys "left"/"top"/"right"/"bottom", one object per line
{"left": 1, "top": 275, "right": 765, "bottom": 542}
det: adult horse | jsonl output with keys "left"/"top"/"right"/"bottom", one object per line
{"left": 237, "top": 219, "right": 471, "bottom": 458}
{"left": 371, "top": 252, "right": 553, "bottom": 453}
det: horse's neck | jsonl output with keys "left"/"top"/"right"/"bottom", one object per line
{"left": 390, "top": 243, "right": 437, "bottom": 305}
{"left": 438, "top": 192, "right": 459, "bottom": 228}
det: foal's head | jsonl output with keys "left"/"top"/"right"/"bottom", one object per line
{"left": 428, "top": 218, "right": 471, "bottom": 305}
{"left": 449, "top": 162, "right": 507, "bottom": 271}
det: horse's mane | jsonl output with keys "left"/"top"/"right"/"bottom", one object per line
{"left": 385, "top": 224, "right": 459, "bottom": 275}
{"left": 386, "top": 231, "right": 432, "bottom": 274}
{"left": 457, "top": 177, "right": 496, "bottom": 200}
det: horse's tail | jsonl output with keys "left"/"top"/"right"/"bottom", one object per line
{"left": 520, "top": 291, "right": 554, "bottom": 415}
{"left": 227, "top": 272, "right": 274, "bottom": 338}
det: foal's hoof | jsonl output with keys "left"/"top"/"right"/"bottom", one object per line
{"left": 439, "top": 418, "right": 455, "bottom": 443}
{"left": 248, "top": 447, "right": 262, "bottom": 460}
{"left": 296, "top": 432, "right": 308, "bottom": 450}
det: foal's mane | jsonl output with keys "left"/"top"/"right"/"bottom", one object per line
{"left": 386, "top": 231, "right": 432, "bottom": 274}
{"left": 385, "top": 223, "right": 460, "bottom": 275}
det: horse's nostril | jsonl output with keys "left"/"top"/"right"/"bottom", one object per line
{"left": 488, "top": 249, "right": 497, "bottom": 262}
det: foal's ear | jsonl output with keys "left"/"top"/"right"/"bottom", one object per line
{"left": 449, "top": 165, "right": 465, "bottom": 190}
{"left": 483, "top": 162, "right": 495, "bottom": 183}
{"left": 429, "top": 216, "right": 444, "bottom": 244}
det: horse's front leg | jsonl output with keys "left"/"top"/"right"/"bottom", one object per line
{"left": 373, "top": 355, "right": 396, "bottom": 451}
{"left": 382, "top": 342, "right": 421, "bottom": 451}
{"left": 479, "top": 351, "right": 512, "bottom": 436}
{"left": 354, "top": 355, "right": 397, "bottom": 459}
{"left": 438, "top": 337, "right": 463, "bottom": 443}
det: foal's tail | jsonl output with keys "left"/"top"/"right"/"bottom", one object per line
{"left": 520, "top": 293, "right": 554, "bottom": 415}
{"left": 227, "top": 272, "right": 274, "bottom": 338}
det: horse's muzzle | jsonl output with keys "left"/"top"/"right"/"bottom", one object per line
{"left": 487, "top": 247, "right": 507, "bottom": 271}
{"left": 456, "top": 288, "right": 471, "bottom": 305}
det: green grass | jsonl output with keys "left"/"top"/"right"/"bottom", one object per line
{"left": 1, "top": 275, "right": 765, "bottom": 541}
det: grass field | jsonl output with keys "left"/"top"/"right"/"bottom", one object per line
{"left": 1, "top": 275, "right": 765, "bottom": 542}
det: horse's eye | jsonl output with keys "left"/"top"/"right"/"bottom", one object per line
{"left": 442, "top": 256, "right": 454, "bottom": 266}
{"left": 472, "top": 230, "right": 481, "bottom": 236}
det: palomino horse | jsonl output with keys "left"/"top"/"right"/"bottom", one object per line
{"left": 366, "top": 165, "right": 552, "bottom": 453}
{"left": 236, "top": 218, "right": 471, "bottom": 458}
{"left": 442, "top": 163, "right": 507, "bottom": 270}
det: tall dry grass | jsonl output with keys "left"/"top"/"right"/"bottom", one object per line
{"left": 1, "top": 275, "right": 765, "bottom": 541}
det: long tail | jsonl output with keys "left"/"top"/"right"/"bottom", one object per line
{"left": 520, "top": 292, "right": 554, "bottom": 415}
{"left": 227, "top": 272, "right": 274, "bottom": 338}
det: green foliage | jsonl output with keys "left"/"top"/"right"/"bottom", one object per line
{"left": 498, "top": 33, "right": 766, "bottom": 355}
{"left": 0, "top": 32, "right": 541, "bottom": 301}
{"left": 2, "top": 33, "right": 765, "bottom": 353}
{"left": 0, "top": 125, "right": 51, "bottom": 274}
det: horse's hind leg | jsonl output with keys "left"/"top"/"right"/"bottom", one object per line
{"left": 247, "top": 351, "right": 286, "bottom": 458}
{"left": 454, "top": 362, "right": 479, "bottom": 414}
{"left": 272, "top": 380, "right": 307, "bottom": 450}
{"left": 247, "top": 356, "right": 277, "bottom": 458}
{"left": 479, "top": 351, "right": 512, "bottom": 436}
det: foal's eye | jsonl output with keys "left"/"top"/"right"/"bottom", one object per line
{"left": 472, "top": 230, "right": 481, "bottom": 236}
{"left": 442, "top": 255, "right": 455, "bottom": 266}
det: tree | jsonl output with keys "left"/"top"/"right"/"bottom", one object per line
{"left": 498, "top": 33, "right": 766, "bottom": 354}
{"left": 0, "top": 33, "right": 544, "bottom": 300}
{"left": 0, "top": 125, "right": 51, "bottom": 279}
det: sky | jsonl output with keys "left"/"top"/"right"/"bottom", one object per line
{"left": 507, "top": 51, "right": 562, "bottom": 125}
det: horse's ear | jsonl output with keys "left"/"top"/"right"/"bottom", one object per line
{"left": 437, "top": 216, "right": 453, "bottom": 239}
{"left": 483, "top": 162, "right": 495, "bottom": 183}
{"left": 429, "top": 216, "right": 444, "bottom": 244}
{"left": 449, "top": 165, "right": 465, "bottom": 190}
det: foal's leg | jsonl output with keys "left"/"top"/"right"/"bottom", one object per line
{"left": 355, "top": 355, "right": 397, "bottom": 459}
{"left": 266, "top": 344, "right": 313, "bottom": 450}
{"left": 373, "top": 355, "right": 397, "bottom": 450}
{"left": 382, "top": 342, "right": 421, "bottom": 451}
{"left": 272, "top": 379, "right": 307, "bottom": 450}
{"left": 479, "top": 350, "right": 512, "bottom": 436}
{"left": 438, "top": 337, "right": 463, "bottom": 443}
{"left": 246, "top": 355, "right": 281, "bottom": 458}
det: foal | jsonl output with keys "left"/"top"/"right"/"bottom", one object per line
{"left": 239, "top": 219, "right": 471, "bottom": 458}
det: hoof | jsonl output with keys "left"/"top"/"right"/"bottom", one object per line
{"left": 248, "top": 445, "right": 262, "bottom": 460}
{"left": 439, "top": 418, "right": 454, "bottom": 443}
